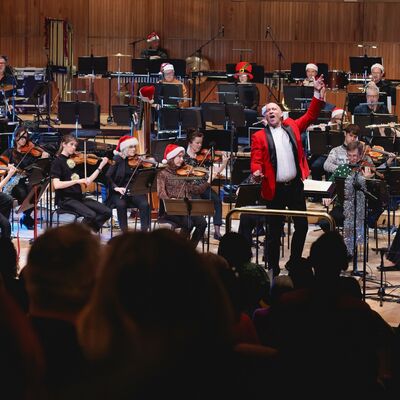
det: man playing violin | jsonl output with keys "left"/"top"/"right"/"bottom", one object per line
{"left": 1, "top": 126, "right": 49, "bottom": 229}
{"left": 0, "top": 164, "right": 17, "bottom": 238}
{"left": 105, "top": 135, "right": 151, "bottom": 232}
{"left": 185, "top": 129, "right": 229, "bottom": 240}
{"left": 50, "top": 134, "right": 111, "bottom": 232}
{"left": 157, "top": 144, "right": 208, "bottom": 248}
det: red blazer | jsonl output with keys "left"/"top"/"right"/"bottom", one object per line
{"left": 251, "top": 97, "right": 324, "bottom": 200}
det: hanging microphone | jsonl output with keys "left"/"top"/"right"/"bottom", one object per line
{"left": 265, "top": 26, "right": 271, "bottom": 38}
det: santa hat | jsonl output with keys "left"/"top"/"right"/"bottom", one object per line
{"left": 162, "top": 144, "right": 185, "bottom": 164}
{"left": 147, "top": 31, "right": 160, "bottom": 43}
{"left": 234, "top": 61, "right": 254, "bottom": 80}
{"left": 139, "top": 85, "right": 155, "bottom": 104}
{"left": 305, "top": 63, "right": 318, "bottom": 72}
{"left": 160, "top": 63, "right": 174, "bottom": 74}
{"left": 114, "top": 135, "right": 139, "bottom": 155}
{"left": 371, "top": 63, "right": 384, "bottom": 74}
{"left": 331, "top": 108, "right": 345, "bottom": 120}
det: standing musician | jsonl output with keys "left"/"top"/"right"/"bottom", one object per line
{"left": 353, "top": 82, "right": 389, "bottom": 114}
{"left": 251, "top": 75, "right": 325, "bottom": 277}
{"left": 157, "top": 144, "right": 208, "bottom": 248}
{"left": 140, "top": 32, "right": 168, "bottom": 60}
{"left": 185, "top": 129, "right": 230, "bottom": 240}
{"left": 1, "top": 126, "right": 49, "bottom": 229}
{"left": 50, "top": 134, "right": 111, "bottom": 232}
{"left": 0, "top": 164, "right": 17, "bottom": 238}
{"left": 105, "top": 135, "right": 151, "bottom": 232}
{"left": 303, "top": 63, "right": 318, "bottom": 87}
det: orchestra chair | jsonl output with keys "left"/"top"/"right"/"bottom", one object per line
{"left": 49, "top": 207, "right": 81, "bottom": 227}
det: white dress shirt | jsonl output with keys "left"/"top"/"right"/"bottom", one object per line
{"left": 270, "top": 125, "right": 297, "bottom": 183}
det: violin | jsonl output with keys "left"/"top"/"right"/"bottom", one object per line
{"left": 127, "top": 155, "right": 158, "bottom": 169}
{"left": 195, "top": 148, "right": 223, "bottom": 163}
{"left": 176, "top": 164, "right": 208, "bottom": 178}
{"left": 19, "top": 142, "right": 46, "bottom": 157}
{"left": 71, "top": 152, "right": 113, "bottom": 166}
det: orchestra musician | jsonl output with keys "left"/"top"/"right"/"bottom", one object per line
{"left": 1, "top": 126, "right": 49, "bottom": 229}
{"left": 353, "top": 81, "right": 389, "bottom": 114}
{"left": 140, "top": 32, "right": 168, "bottom": 60}
{"left": 0, "top": 55, "right": 15, "bottom": 104}
{"left": 184, "top": 129, "right": 230, "bottom": 240}
{"left": 157, "top": 144, "right": 208, "bottom": 248}
{"left": 105, "top": 135, "right": 151, "bottom": 232}
{"left": 303, "top": 63, "right": 318, "bottom": 87}
{"left": 251, "top": 75, "right": 325, "bottom": 277}
{"left": 50, "top": 134, "right": 111, "bottom": 232}
{"left": 370, "top": 63, "right": 392, "bottom": 98}
{"left": 0, "top": 164, "right": 17, "bottom": 238}
{"left": 158, "top": 63, "right": 188, "bottom": 107}
{"left": 234, "top": 61, "right": 260, "bottom": 111}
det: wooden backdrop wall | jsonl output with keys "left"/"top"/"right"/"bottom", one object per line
{"left": 1, "top": 0, "right": 400, "bottom": 111}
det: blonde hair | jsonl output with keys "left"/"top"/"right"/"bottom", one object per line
{"left": 57, "top": 134, "right": 78, "bottom": 155}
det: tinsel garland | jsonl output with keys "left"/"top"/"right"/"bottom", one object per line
{"left": 343, "top": 172, "right": 366, "bottom": 255}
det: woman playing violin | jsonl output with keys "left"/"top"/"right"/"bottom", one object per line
{"left": 157, "top": 144, "right": 208, "bottom": 248}
{"left": 105, "top": 135, "right": 151, "bottom": 232}
{"left": 50, "top": 134, "right": 111, "bottom": 232}
{"left": 1, "top": 126, "right": 49, "bottom": 228}
{"left": 185, "top": 129, "right": 229, "bottom": 240}
{"left": 0, "top": 164, "right": 17, "bottom": 238}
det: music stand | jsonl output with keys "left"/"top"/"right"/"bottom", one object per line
{"left": 158, "top": 107, "right": 180, "bottom": 131}
{"left": 308, "top": 129, "right": 343, "bottom": 156}
{"left": 156, "top": 83, "right": 183, "bottom": 107}
{"left": 112, "top": 105, "right": 139, "bottom": 125}
{"left": 226, "top": 104, "right": 246, "bottom": 128}
{"left": 78, "top": 56, "right": 108, "bottom": 75}
{"left": 58, "top": 101, "right": 100, "bottom": 130}
{"left": 180, "top": 107, "right": 203, "bottom": 131}
{"left": 349, "top": 56, "right": 382, "bottom": 75}
{"left": 237, "top": 84, "right": 258, "bottom": 109}
{"left": 349, "top": 92, "right": 388, "bottom": 114}
{"left": 217, "top": 83, "right": 238, "bottom": 104}
{"left": 231, "top": 157, "right": 251, "bottom": 185}
{"left": 371, "top": 137, "right": 396, "bottom": 153}
{"left": 201, "top": 103, "right": 226, "bottom": 126}
{"left": 354, "top": 113, "right": 397, "bottom": 137}
{"left": 283, "top": 86, "right": 314, "bottom": 109}
{"left": 202, "top": 129, "right": 238, "bottom": 152}
{"left": 235, "top": 184, "right": 264, "bottom": 208}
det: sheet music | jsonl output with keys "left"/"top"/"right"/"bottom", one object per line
{"left": 303, "top": 179, "right": 334, "bottom": 194}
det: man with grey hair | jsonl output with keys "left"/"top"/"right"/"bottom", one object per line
{"left": 353, "top": 81, "right": 389, "bottom": 114}
{"left": 370, "top": 62, "right": 394, "bottom": 105}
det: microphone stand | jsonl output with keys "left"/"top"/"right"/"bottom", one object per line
{"left": 266, "top": 27, "right": 285, "bottom": 103}
{"left": 188, "top": 26, "right": 224, "bottom": 106}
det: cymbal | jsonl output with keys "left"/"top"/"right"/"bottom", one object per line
{"left": 185, "top": 56, "right": 210, "bottom": 85}
{"left": 0, "top": 84, "right": 15, "bottom": 92}
{"left": 111, "top": 53, "right": 131, "bottom": 57}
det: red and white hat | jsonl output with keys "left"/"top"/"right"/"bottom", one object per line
{"left": 305, "top": 63, "right": 318, "bottom": 72}
{"left": 371, "top": 63, "right": 384, "bottom": 74}
{"left": 234, "top": 61, "right": 254, "bottom": 80}
{"left": 147, "top": 31, "right": 160, "bottom": 43}
{"left": 162, "top": 144, "right": 185, "bottom": 164}
{"left": 139, "top": 85, "right": 155, "bottom": 104}
{"left": 160, "top": 63, "right": 174, "bottom": 74}
{"left": 331, "top": 108, "right": 345, "bottom": 120}
{"left": 114, "top": 135, "right": 139, "bottom": 155}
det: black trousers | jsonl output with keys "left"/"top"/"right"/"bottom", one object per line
{"left": 387, "top": 228, "right": 400, "bottom": 265}
{"left": 110, "top": 193, "right": 150, "bottom": 231}
{"left": 200, "top": 187, "right": 222, "bottom": 226}
{"left": 59, "top": 197, "right": 112, "bottom": 232}
{"left": 0, "top": 192, "right": 13, "bottom": 238}
{"left": 266, "top": 178, "right": 308, "bottom": 276}
{"left": 162, "top": 214, "right": 207, "bottom": 248}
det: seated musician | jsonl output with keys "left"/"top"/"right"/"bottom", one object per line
{"left": 105, "top": 135, "right": 151, "bottom": 232}
{"left": 320, "top": 141, "right": 381, "bottom": 232}
{"left": 157, "top": 144, "right": 208, "bottom": 248}
{"left": 50, "top": 134, "right": 111, "bottom": 232}
{"left": 303, "top": 63, "right": 318, "bottom": 87}
{"left": 234, "top": 62, "right": 260, "bottom": 111}
{"left": 0, "top": 55, "right": 15, "bottom": 107}
{"left": 324, "top": 124, "right": 360, "bottom": 175}
{"left": 140, "top": 32, "right": 168, "bottom": 60}
{"left": 1, "top": 126, "right": 49, "bottom": 229}
{"left": 185, "top": 129, "right": 230, "bottom": 240}
{"left": 158, "top": 63, "right": 188, "bottom": 107}
{"left": 353, "top": 82, "right": 389, "bottom": 114}
{"left": 370, "top": 63, "right": 393, "bottom": 100}
{"left": 0, "top": 164, "right": 17, "bottom": 238}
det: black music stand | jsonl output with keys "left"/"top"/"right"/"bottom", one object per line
{"left": 163, "top": 198, "right": 215, "bottom": 248}
{"left": 202, "top": 129, "right": 238, "bottom": 153}
{"left": 348, "top": 93, "right": 388, "bottom": 114}
{"left": 58, "top": 101, "right": 100, "bottom": 130}
{"left": 308, "top": 130, "right": 343, "bottom": 156}
{"left": 349, "top": 56, "right": 382, "bottom": 75}
{"left": 354, "top": 113, "right": 397, "bottom": 137}
{"left": 78, "top": 56, "right": 108, "bottom": 75}
{"left": 150, "top": 137, "right": 186, "bottom": 162}
{"left": 156, "top": 83, "right": 183, "bottom": 107}
{"left": 158, "top": 107, "right": 180, "bottom": 132}
{"left": 181, "top": 107, "right": 202, "bottom": 131}
{"left": 231, "top": 157, "right": 251, "bottom": 185}
{"left": 226, "top": 104, "right": 246, "bottom": 128}
{"left": 201, "top": 103, "right": 226, "bottom": 127}
{"left": 283, "top": 86, "right": 314, "bottom": 110}
{"left": 217, "top": 83, "right": 238, "bottom": 104}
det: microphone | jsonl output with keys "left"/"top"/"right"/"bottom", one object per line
{"left": 265, "top": 26, "right": 271, "bottom": 38}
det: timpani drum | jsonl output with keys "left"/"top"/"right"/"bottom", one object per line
{"left": 327, "top": 70, "right": 348, "bottom": 90}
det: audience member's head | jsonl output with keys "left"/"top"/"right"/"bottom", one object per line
{"left": 78, "top": 230, "right": 234, "bottom": 364}
{"left": 218, "top": 232, "right": 252, "bottom": 267}
{"left": 24, "top": 224, "right": 101, "bottom": 318}
{"left": 288, "top": 257, "right": 314, "bottom": 289}
{"left": 309, "top": 231, "right": 349, "bottom": 281}
{"left": 0, "top": 237, "right": 18, "bottom": 280}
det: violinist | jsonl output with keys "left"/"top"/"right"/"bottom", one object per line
{"left": 157, "top": 144, "right": 208, "bottom": 248}
{"left": 0, "top": 164, "right": 17, "bottom": 238}
{"left": 105, "top": 135, "right": 151, "bottom": 232}
{"left": 185, "top": 130, "right": 229, "bottom": 240}
{"left": 50, "top": 134, "right": 111, "bottom": 232}
{"left": 1, "top": 126, "right": 49, "bottom": 229}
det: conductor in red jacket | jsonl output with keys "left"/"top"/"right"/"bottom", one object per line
{"left": 251, "top": 76, "right": 325, "bottom": 276}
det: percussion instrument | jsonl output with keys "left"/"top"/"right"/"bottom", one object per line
{"left": 327, "top": 70, "right": 348, "bottom": 90}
